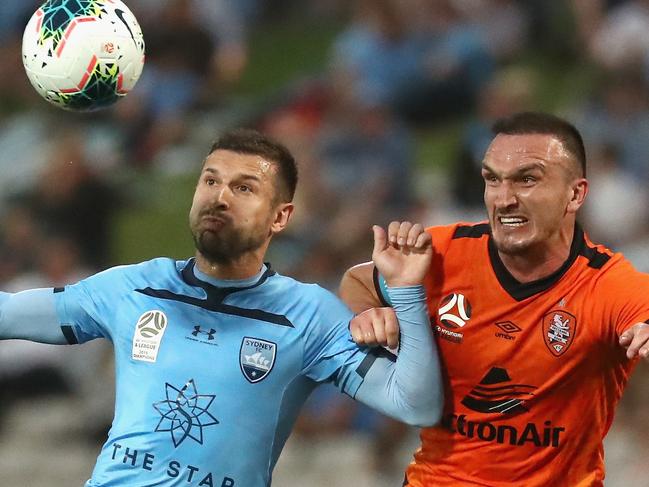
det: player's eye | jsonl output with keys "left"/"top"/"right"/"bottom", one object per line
{"left": 238, "top": 185, "right": 252, "bottom": 193}
{"left": 521, "top": 176, "right": 536, "bottom": 184}
{"left": 205, "top": 178, "right": 216, "bottom": 186}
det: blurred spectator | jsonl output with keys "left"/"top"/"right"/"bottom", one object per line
{"left": 571, "top": 71, "right": 649, "bottom": 181}
{"left": 452, "top": 0, "right": 530, "bottom": 62}
{"left": 330, "top": 0, "right": 494, "bottom": 125}
{"left": 329, "top": 0, "right": 424, "bottom": 110}
{"left": 0, "top": 235, "right": 93, "bottom": 431}
{"left": 450, "top": 68, "right": 536, "bottom": 212}
{"left": 0, "top": 204, "right": 42, "bottom": 285}
{"left": 25, "top": 129, "right": 119, "bottom": 268}
{"left": 580, "top": 144, "right": 649, "bottom": 248}
{"left": 587, "top": 0, "right": 649, "bottom": 73}
{"left": 394, "top": 0, "right": 495, "bottom": 124}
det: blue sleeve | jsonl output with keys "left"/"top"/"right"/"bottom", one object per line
{"left": 353, "top": 286, "right": 442, "bottom": 427}
{"left": 53, "top": 266, "right": 131, "bottom": 343}
{"left": 301, "top": 287, "right": 367, "bottom": 395}
{"left": 0, "top": 288, "right": 68, "bottom": 344}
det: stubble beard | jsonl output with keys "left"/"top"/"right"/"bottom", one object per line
{"left": 192, "top": 226, "right": 268, "bottom": 266}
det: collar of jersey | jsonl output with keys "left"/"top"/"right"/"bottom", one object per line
{"left": 182, "top": 258, "right": 275, "bottom": 302}
{"left": 487, "top": 224, "right": 585, "bottom": 301}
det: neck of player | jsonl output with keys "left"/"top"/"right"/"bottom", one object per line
{"left": 194, "top": 249, "right": 267, "bottom": 281}
{"left": 498, "top": 225, "right": 575, "bottom": 284}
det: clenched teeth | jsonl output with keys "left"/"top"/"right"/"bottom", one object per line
{"left": 499, "top": 216, "right": 527, "bottom": 226}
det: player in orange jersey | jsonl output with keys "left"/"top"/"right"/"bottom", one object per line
{"left": 340, "top": 112, "right": 649, "bottom": 486}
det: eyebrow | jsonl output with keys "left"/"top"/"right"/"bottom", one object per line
{"left": 202, "top": 167, "right": 262, "bottom": 182}
{"left": 481, "top": 161, "right": 546, "bottom": 177}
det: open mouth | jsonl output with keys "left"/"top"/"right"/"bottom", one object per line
{"left": 498, "top": 216, "right": 528, "bottom": 227}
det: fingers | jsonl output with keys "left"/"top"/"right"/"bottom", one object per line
{"left": 372, "top": 225, "right": 388, "bottom": 255}
{"left": 414, "top": 229, "right": 432, "bottom": 250}
{"left": 387, "top": 221, "right": 401, "bottom": 246}
{"left": 349, "top": 307, "right": 400, "bottom": 348}
{"left": 386, "top": 221, "right": 428, "bottom": 248}
{"left": 620, "top": 323, "right": 649, "bottom": 360}
{"left": 384, "top": 308, "right": 400, "bottom": 349}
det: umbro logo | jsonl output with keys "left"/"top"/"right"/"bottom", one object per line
{"left": 494, "top": 321, "right": 522, "bottom": 341}
{"left": 461, "top": 367, "right": 536, "bottom": 415}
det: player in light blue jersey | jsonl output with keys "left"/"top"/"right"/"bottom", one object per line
{"left": 0, "top": 129, "right": 442, "bottom": 487}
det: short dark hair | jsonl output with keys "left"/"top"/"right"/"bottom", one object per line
{"left": 208, "top": 129, "right": 298, "bottom": 203}
{"left": 492, "top": 112, "right": 586, "bottom": 177}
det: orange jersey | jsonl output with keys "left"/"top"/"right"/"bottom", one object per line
{"left": 377, "top": 223, "right": 649, "bottom": 486}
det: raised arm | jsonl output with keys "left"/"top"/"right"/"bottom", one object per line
{"left": 349, "top": 223, "right": 442, "bottom": 427}
{"left": 0, "top": 288, "right": 69, "bottom": 344}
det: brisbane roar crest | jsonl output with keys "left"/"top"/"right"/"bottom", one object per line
{"left": 542, "top": 310, "right": 576, "bottom": 357}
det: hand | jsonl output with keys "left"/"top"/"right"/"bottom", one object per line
{"left": 619, "top": 323, "right": 649, "bottom": 360}
{"left": 350, "top": 307, "right": 399, "bottom": 349}
{"left": 372, "top": 222, "right": 432, "bottom": 287}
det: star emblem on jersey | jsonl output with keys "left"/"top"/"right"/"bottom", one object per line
{"left": 153, "top": 379, "right": 219, "bottom": 447}
{"left": 461, "top": 367, "right": 536, "bottom": 415}
{"left": 542, "top": 310, "right": 576, "bottom": 357}
{"left": 240, "top": 337, "right": 276, "bottom": 383}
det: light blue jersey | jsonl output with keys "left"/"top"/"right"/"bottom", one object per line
{"left": 54, "top": 257, "right": 371, "bottom": 486}
{"left": 0, "top": 257, "right": 442, "bottom": 487}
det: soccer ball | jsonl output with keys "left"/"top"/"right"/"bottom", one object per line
{"left": 22, "top": 0, "right": 145, "bottom": 111}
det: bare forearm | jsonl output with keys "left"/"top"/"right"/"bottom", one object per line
{"left": 339, "top": 262, "right": 380, "bottom": 313}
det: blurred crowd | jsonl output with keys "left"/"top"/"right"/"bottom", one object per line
{"left": 1, "top": 0, "right": 649, "bottom": 485}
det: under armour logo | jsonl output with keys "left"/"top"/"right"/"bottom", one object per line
{"left": 192, "top": 326, "right": 216, "bottom": 340}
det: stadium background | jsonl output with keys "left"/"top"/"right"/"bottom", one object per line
{"left": 1, "top": 0, "right": 649, "bottom": 485}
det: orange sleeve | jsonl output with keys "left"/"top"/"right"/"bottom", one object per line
{"left": 599, "top": 259, "right": 649, "bottom": 337}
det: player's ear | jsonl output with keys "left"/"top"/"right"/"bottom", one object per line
{"left": 270, "top": 203, "right": 294, "bottom": 235}
{"left": 567, "top": 178, "right": 588, "bottom": 214}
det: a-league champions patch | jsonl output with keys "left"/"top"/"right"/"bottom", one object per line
{"left": 132, "top": 310, "right": 168, "bottom": 362}
{"left": 240, "top": 337, "right": 276, "bottom": 383}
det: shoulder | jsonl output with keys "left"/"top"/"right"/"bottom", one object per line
{"left": 427, "top": 221, "right": 490, "bottom": 253}
{"left": 75, "top": 257, "right": 186, "bottom": 289}
{"left": 268, "top": 272, "right": 344, "bottom": 306}
{"left": 577, "top": 235, "right": 649, "bottom": 300}
{"left": 266, "top": 272, "right": 352, "bottom": 322}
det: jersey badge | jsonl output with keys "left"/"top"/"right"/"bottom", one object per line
{"left": 542, "top": 310, "right": 576, "bottom": 357}
{"left": 132, "top": 310, "right": 168, "bottom": 363}
{"left": 435, "top": 293, "right": 472, "bottom": 343}
{"left": 240, "top": 337, "right": 276, "bottom": 383}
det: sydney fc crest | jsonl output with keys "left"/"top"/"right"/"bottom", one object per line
{"left": 542, "top": 310, "right": 576, "bottom": 357}
{"left": 240, "top": 337, "right": 276, "bottom": 383}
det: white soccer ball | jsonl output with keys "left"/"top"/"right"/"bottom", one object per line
{"left": 22, "top": 0, "right": 145, "bottom": 111}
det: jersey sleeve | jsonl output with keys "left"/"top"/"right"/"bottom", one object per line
{"left": 0, "top": 289, "right": 68, "bottom": 344}
{"left": 600, "top": 259, "right": 649, "bottom": 337}
{"left": 54, "top": 266, "right": 129, "bottom": 343}
{"left": 300, "top": 286, "right": 367, "bottom": 396}
{"left": 301, "top": 284, "right": 443, "bottom": 427}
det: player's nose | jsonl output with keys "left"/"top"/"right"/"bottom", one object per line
{"left": 211, "top": 186, "right": 231, "bottom": 209}
{"left": 494, "top": 182, "right": 518, "bottom": 209}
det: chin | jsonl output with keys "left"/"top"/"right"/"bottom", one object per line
{"left": 493, "top": 235, "right": 536, "bottom": 256}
